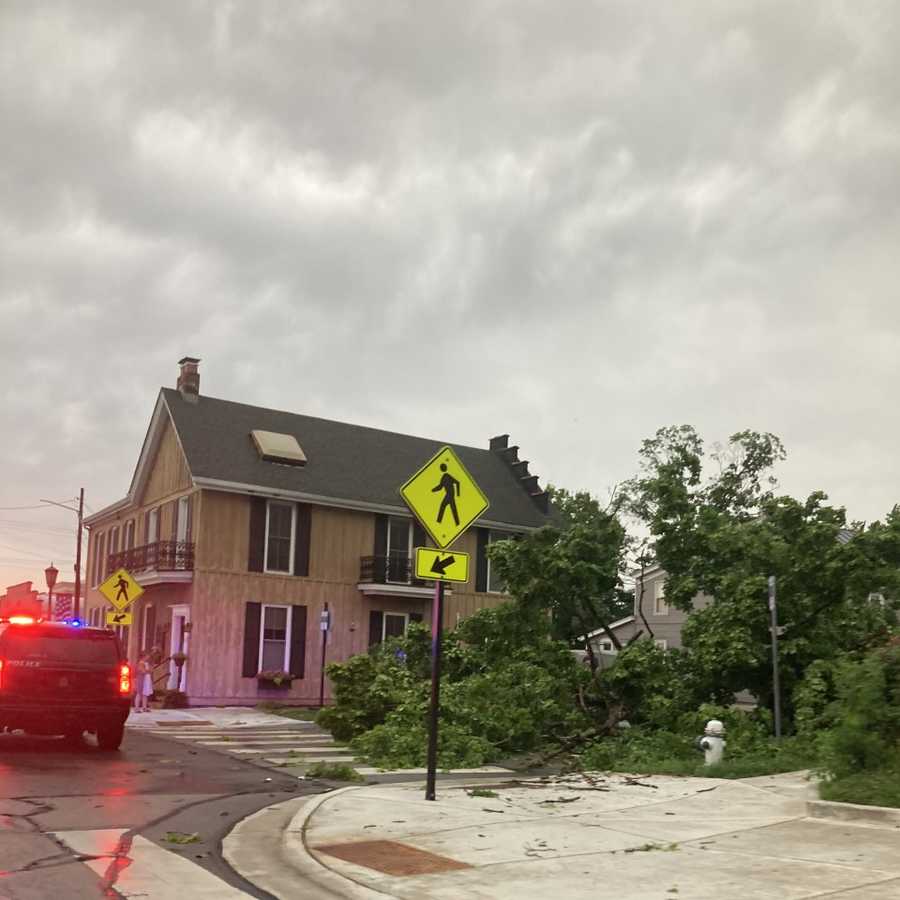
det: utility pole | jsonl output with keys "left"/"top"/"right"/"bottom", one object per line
{"left": 39, "top": 492, "right": 86, "bottom": 621}
{"left": 74, "top": 488, "right": 84, "bottom": 621}
{"left": 768, "top": 575, "right": 782, "bottom": 740}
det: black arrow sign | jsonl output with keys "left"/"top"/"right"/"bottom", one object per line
{"left": 112, "top": 612, "right": 127, "bottom": 623}
{"left": 430, "top": 554, "right": 455, "bottom": 576}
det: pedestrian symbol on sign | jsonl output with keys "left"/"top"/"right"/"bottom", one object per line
{"left": 432, "top": 463, "right": 460, "bottom": 526}
{"left": 114, "top": 574, "right": 130, "bottom": 606}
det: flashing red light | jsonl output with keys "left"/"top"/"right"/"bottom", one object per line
{"left": 0, "top": 659, "right": 3, "bottom": 690}
{"left": 119, "top": 664, "right": 131, "bottom": 695}
{"left": 7, "top": 616, "right": 35, "bottom": 626}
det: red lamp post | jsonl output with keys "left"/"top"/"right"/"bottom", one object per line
{"left": 44, "top": 563, "right": 58, "bottom": 621}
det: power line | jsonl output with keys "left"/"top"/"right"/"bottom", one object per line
{"left": 0, "top": 504, "right": 55, "bottom": 511}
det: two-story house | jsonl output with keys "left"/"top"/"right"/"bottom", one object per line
{"left": 83, "top": 358, "right": 552, "bottom": 706}
{"left": 586, "top": 564, "right": 713, "bottom": 663}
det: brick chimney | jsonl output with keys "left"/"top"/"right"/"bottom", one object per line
{"left": 177, "top": 357, "right": 201, "bottom": 403}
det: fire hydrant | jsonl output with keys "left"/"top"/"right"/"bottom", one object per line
{"left": 698, "top": 719, "right": 726, "bottom": 766}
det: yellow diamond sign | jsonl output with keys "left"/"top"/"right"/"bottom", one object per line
{"left": 415, "top": 547, "right": 470, "bottom": 584}
{"left": 400, "top": 446, "right": 489, "bottom": 549}
{"left": 99, "top": 568, "right": 144, "bottom": 611}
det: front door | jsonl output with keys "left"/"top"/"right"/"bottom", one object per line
{"left": 169, "top": 605, "right": 190, "bottom": 691}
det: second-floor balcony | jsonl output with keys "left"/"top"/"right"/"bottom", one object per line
{"left": 358, "top": 554, "right": 435, "bottom": 598}
{"left": 107, "top": 541, "right": 195, "bottom": 586}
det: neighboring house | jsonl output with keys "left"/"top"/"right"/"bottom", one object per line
{"left": 83, "top": 358, "right": 552, "bottom": 706}
{"left": 586, "top": 564, "right": 712, "bottom": 659}
{"left": 0, "top": 581, "right": 42, "bottom": 617}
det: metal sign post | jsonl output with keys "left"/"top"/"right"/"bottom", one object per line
{"left": 425, "top": 579, "right": 445, "bottom": 801}
{"left": 768, "top": 575, "right": 782, "bottom": 740}
{"left": 319, "top": 604, "right": 331, "bottom": 708}
{"left": 398, "top": 445, "right": 490, "bottom": 803}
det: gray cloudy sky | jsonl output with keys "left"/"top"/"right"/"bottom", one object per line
{"left": 1, "top": 1, "right": 898, "bottom": 590}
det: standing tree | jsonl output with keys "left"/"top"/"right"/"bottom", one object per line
{"left": 487, "top": 486, "right": 631, "bottom": 673}
{"left": 626, "top": 426, "right": 899, "bottom": 716}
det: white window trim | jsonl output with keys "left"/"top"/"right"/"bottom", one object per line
{"left": 653, "top": 581, "right": 669, "bottom": 615}
{"left": 654, "top": 638, "right": 668, "bottom": 651}
{"left": 258, "top": 603, "right": 293, "bottom": 672}
{"left": 264, "top": 500, "right": 297, "bottom": 575}
{"left": 382, "top": 611, "right": 409, "bottom": 641}
{"left": 148, "top": 507, "right": 159, "bottom": 544}
{"left": 124, "top": 519, "right": 135, "bottom": 550}
{"left": 599, "top": 640, "right": 614, "bottom": 653}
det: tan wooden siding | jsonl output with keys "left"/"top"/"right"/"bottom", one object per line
{"left": 195, "top": 492, "right": 374, "bottom": 583}
{"left": 140, "top": 417, "right": 191, "bottom": 507}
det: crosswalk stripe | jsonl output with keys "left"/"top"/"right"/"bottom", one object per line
{"left": 53, "top": 828, "right": 252, "bottom": 898}
{"left": 231, "top": 746, "right": 353, "bottom": 757}
{"left": 353, "top": 765, "right": 513, "bottom": 775}
{"left": 264, "top": 755, "right": 355, "bottom": 765}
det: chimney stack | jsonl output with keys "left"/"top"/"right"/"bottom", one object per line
{"left": 177, "top": 357, "right": 201, "bottom": 403}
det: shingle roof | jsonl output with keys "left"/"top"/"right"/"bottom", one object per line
{"left": 162, "top": 388, "right": 551, "bottom": 530}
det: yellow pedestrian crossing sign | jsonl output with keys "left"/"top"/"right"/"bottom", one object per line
{"left": 106, "top": 609, "right": 133, "bottom": 627}
{"left": 400, "top": 446, "right": 489, "bottom": 549}
{"left": 415, "top": 547, "right": 469, "bottom": 584}
{"left": 99, "top": 568, "right": 144, "bottom": 611}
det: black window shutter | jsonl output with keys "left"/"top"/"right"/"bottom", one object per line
{"left": 289, "top": 605, "right": 308, "bottom": 678}
{"left": 369, "top": 610, "right": 383, "bottom": 647}
{"left": 294, "top": 503, "right": 311, "bottom": 576}
{"left": 373, "top": 514, "right": 387, "bottom": 558}
{"left": 242, "top": 602, "right": 262, "bottom": 677}
{"left": 248, "top": 498, "right": 267, "bottom": 572}
{"left": 412, "top": 520, "right": 427, "bottom": 549}
{"left": 475, "top": 527, "right": 489, "bottom": 592}
{"left": 409, "top": 612, "right": 423, "bottom": 623}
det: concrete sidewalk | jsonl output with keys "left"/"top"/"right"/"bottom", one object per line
{"left": 258, "top": 771, "right": 900, "bottom": 899}
{"left": 125, "top": 705, "right": 298, "bottom": 729}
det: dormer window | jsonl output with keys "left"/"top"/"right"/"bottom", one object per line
{"left": 251, "top": 430, "right": 307, "bottom": 466}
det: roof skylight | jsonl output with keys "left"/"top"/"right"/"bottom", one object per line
{"left": 251, "top": 430, "right": 307, "bottom": 466}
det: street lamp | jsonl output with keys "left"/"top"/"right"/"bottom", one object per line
{"left": 44, "top": 562, "right": 58, "bottom": 621}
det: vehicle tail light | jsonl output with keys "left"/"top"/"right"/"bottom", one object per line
{"left": 119, "top": 664, "right": 131, "bottom": 694}
{"left": 0, "top": 660, "right": 4, "bottom": 690}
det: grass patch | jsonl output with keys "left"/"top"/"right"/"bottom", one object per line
{"left": 305, "top": 761, "right": 364, "bottom": 782}
{"left": 466, "top": 787, "right": 499, "bottom": 798}
{"left": 578, "top": 731, "right": 815, "bottom": 780}
{"left": 256, "top": 704, "right": 320, "bottom": 722}
{"left": 164, "top": 831, "right": 201, "bottom": 844}
{"left": 820, "top": 769, "right": 900, "bottom": 809}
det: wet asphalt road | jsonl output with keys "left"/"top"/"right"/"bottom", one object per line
{"left": 0, "top": 727, "right": 328, "bottom": 899}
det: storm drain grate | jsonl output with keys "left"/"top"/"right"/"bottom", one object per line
{"left": 314, "top": 840, "right": 471, "bottom": 876}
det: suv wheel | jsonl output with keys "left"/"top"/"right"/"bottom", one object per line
{"left": 96, "top": 722, "right": 125, "bottom": 751}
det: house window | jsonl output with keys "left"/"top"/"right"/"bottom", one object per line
{"left": 175, "top": 496, "right": 190, "bottom": 544}
{"left": 94, "top": 532, "right": 106, "bottom": 585}
{"left": 599, "top": 640, "right": 613, "bottom": 653}
{"left": 486, "top": 530, "right": 508, "bottom": 593}
{"left": 653, "top": 581, "right": 669, "bottom": 615}
{"left": 386, "top": 517, "right": 412, "bottom": 583}
{"left": 654, "top": 638, "right": 668, "bottom": 651}
{"left": 109, "top": 526, "right": 120, "bottom": 561}
{"left": 124, "top": 520, "right": 135, "bottom": 551}
{"left": 265, "top": 501, "right": 295, "bottom": 573}
{"left": 258, "top": 604, "right": 291, "bottom": 671}
{"left": 147, "top": 507, "right": 159, "bottom": 544}
{"left": 383, "top": 612, "right": 409, "bottom": 640}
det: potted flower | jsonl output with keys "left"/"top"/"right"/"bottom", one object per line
{"left": 257, "top": 670, "right": 293, "bottom": 689}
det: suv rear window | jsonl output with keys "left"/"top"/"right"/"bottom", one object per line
{"left": 1, "top": 631, "right": 119, "bottom": 665}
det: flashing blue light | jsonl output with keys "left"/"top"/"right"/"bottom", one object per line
{"left": 63, "top": 617, "right": 84, "bottom": 627}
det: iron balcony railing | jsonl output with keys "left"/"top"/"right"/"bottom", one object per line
{"left": 107, "top": 540, "right": 195, "bottom": 576}
{"left": 359, "top": 554, "right": 428, "bottom": 587}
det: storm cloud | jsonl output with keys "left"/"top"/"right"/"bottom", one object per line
{"left": 1, "top": 1, "right": 898, "bottom": 586}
